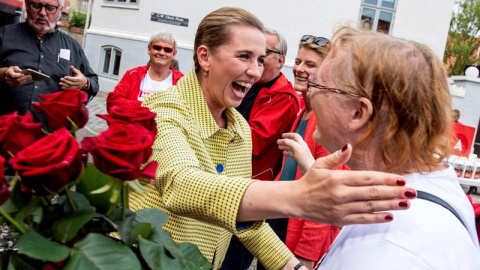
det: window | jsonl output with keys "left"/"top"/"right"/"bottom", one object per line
{"left": 104, "top": 0, "right": 138, "bottom": 4}
{"left": 101, "top": 46, "right": 122, "bottom": 77}
{"left": 359, "top": 0, "right": 396, "bottom": 34}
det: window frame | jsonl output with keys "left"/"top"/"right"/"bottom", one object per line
{"left": 358, "top": 0, "right": 397, "bottom": 35}
{"left": 100, "top": 46, "right": 122, "bottom": 78}
{"left": 103, "top": 0, "right": 139, "bottom": 4}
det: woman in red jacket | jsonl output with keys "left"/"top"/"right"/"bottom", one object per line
{"left": 275, "top": 35, "right": 349, "bottom": 269}
{"left": 106, "top": 31, "right": 183, "bottom": 112}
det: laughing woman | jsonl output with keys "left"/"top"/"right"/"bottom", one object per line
{"left": 129, "top": 7, "right": 416, "bottom": 270}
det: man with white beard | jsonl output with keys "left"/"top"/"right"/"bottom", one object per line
{"left": 0, "top": 0, "right": 98, "bottom": 119}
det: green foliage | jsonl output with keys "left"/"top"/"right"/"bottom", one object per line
{"left": 444, "top": 0, "right": 480, "bottom": 75}
{"left": 69, "top": 10, "right": 87, "bottom": 28}
{"left": 0, "top": 167, "right": 212, "bottom": 270}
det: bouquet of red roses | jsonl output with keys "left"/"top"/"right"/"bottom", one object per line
{"left": 0, "top": 89, "right": 211, "bottom": 270}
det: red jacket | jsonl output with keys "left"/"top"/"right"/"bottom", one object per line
{"left": 276, "top": 109, "right": 349, "bottom": 262}
{"left": 106, "top": 65, "right": 183, "bottom": 112}
{"left": 249, "top": 73, "right": 301, "bottom": 180}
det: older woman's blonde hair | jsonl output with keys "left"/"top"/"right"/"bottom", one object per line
{"left": 193, "top": 7, "right": 264, "bottom": 73}
{"left": 326, "top": 26, "right": 452, "bottom": 172}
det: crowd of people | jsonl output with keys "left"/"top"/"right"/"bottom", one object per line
{"left": 1, "top": 1, "right": 480, "bottom": 270}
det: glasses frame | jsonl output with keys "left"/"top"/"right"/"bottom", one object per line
{"left": 150, "top": 45, "right": 174, "bottom": 53}
{"left": 266, "top": 48, "right": 281, "bottom": 56}
{"left": 27, "top": 1, "right": 60, "bottom": 14}
{"left": 307, "top": 75, "right": 363, "bottom": 98}
{"left": 301, "top": 35, "right": 330, "bottom": 47}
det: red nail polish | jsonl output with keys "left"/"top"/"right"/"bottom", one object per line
{"left": 405, "top": 190, "right": 417, "bottom": 198}
{"left": 341, "top": 144, "right": 348, "bottom": 152}
{"left": 399, "top": 201, "right": 408, "bottom": 207}
{"left": 396, "top": 179, "right": 406, "bottom": 186}
{"left": 385, "top": 215, "right": 393, "bottom": 221}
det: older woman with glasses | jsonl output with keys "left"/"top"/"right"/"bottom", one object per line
{"left": 282, "top": 26, "right": 480, "bottom": 269}
{"left": 275, "top": 35, "right": 349, "bottom": 269}
{"left": 106, "top": 31, "right": 183, "bottom": 112}
{"left": 129, "top": 7, "right": 418, "bottom": 270}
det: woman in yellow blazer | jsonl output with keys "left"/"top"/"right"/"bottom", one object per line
{"left": 130, "top": 7, "right": 417, "bottom": 270}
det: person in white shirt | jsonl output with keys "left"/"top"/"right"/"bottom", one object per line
{"left": 106, "top": 31, "right": 184, "bottom": 111}
{"left": 278, "top": 25, "right": 480, "bottom": 270}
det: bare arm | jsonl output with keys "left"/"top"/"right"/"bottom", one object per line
{"left": 238, "top": 144, "right": 415, "bottom": 226}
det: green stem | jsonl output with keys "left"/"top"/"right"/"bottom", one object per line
{"left": 121, "top": 182, "right": 128, "bottom": 220}
{"left": 65, "top": 187, "right": 77, "bottom": 212}
{"left": 0, "top": 208, "right": 26, "bottom": 235}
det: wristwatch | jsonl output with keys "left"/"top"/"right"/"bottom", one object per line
{"left": 82, "top": 79, "right": 90, "bottom": 91}
{"left": 293, "top": 262, "right": 304, "bottom": 270}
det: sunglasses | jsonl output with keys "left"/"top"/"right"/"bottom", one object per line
{"left": 300, "top": 35, "right": 330, "bottom": 47}
{"left": 151, "top": 45, "right": 174, "bottom": 53}
{"left": 27, "top": 2, "right": 60, "bottom": 14}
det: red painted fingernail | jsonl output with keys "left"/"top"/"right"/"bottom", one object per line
{"left": 341, "top": 144, "right": 348, "bottom": 152}
{"left": 385, "top": 215, "right": 393, "bottom": 221}
{"left": 405, "top": 190, "right": 417, "bottom": 198}
{"left": 399, "top": 201, "right": 408, "bottom": 207}
{"left": 396, "top": 179, "right": 406, "bottom": 186}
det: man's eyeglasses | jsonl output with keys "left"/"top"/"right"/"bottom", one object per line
{"left": 151, "top": 45, "right": 174, "bottom": 53}
{"left": 307, "top": 74, "right": 363, "bottom": 98}
{"left": 301, "top": 35, "right": 329, "bottom": 47}
{"left": 27, "top": 2, "right": 60, "bottom": 14}
{"left": 266, "top": 48, "right": 281, "bottom": 56}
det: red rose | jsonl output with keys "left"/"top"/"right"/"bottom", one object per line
{"left": 33, "top": 88, "right": 89, "bottom": 131}
{"left": 0, "top": 155, "right": 9, "bottom": 205}
{"left": 97, "top": 104, "right": 157, "bottom": 136}
{"left": 9, "top": 128, "right": 84, "bottom": 195}
{"left": 81, "top": 123, "right": 157, "bottom": 181}
{"left": 0, "top": 112, "right": 43, "bottom": 158}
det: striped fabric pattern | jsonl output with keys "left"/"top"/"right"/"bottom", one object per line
{"left": 129, "top": 70, "right": 293, "bottom": 269}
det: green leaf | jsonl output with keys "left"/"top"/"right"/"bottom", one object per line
{"left": 134, "top": 208, "right": 169, "bottom": 228}
{"left": 179, "top": 242, "right": 213, "bottom": 270}
{"left": 149, "top": 227, "right": 176, "bottom": 247}
{"left": 138, "top": 237, "right": 186, "bottom": 270}
{"left": 127, "top": 180, "right": 149, "bottom": 193}
{"left": 64, "top": 233, "right": 141, "bottom": 270}
{"left": 57, "top": 191, "right": 92, "bottom": 213}
{"left": 76, "top": 164, "right": 113, "bottom": 214}
{"left": 7, "top": 177, "right": 32, "bottom": 212}
{"left": 14, "top": 198, "right": 43, "bottom": 229}
{"left": 131, "top": 223, "right": 152, "bottom": 245}
{"left": 7, "top": 252, "right": 40, "bottom": 270}
{"left": 117, "top": 214, "right": 135, "bottom": 245}
{"left": 52, "top": 206, "right": 95, "bottom": 243}
{"left": 18, "top": 231, "right": 70, "bottom": 262}
{"left": 90, "top": 182, "right": 113, "bottom": 194}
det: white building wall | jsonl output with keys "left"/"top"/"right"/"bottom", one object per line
{"left": 84, "top": 0, "right": 455, "bottom": 92}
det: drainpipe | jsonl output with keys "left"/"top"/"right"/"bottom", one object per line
{"left": 82, "top": 0, "right": 93, "bottom": 49}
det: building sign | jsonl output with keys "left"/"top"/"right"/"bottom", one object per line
{"left": 151, "top": 12, "right": 189, "bottom": 27}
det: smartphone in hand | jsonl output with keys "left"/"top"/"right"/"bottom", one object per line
{"left": 21, "top": 69, "right": 50, "bottom": 81}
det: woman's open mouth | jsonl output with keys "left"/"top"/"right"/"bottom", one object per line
{"left": 232, "top": 81, "right": 252, "bottom": 98}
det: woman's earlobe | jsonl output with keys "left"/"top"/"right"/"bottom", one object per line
{"left": 350, "top": 97, "right": 373, "bottom": 130}
{"left": 197, "top": 46, "right": 210, "bottom": 72}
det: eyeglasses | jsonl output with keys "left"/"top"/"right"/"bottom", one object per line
{"left": 27, "top": 2, "right": 60, "bottom": 14}
{"left": 151, "top": 45, "right": 174, "bottom": 53}
{"left": 301, "top": 35, "right": 330, "bottom": 47}
{"left": 266, "top": 48, "right": 281, "bottom": 56}
{"left": 307, "top": 74, "right": 363, "bottom": 98}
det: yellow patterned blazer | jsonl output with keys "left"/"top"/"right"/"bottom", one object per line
{"left": 130, "top": 70, "right": 292, "bottom": 269}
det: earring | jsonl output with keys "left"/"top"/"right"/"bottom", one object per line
{"left": 203, "top": 70, "right": 209, "bottom": 77}
{"left": 347, "top": 126, "right": 352, "bottom": 132}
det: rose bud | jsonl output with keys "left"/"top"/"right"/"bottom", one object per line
{"left": 9, "top": 128, "right": 83, "bottom": 195}
{"left": 81, "top": 123, "right": 157, "bottom": 181}
{"left": 0, "top": 112, "right": 43, "bottom": 158}
{"left": 0, "top": 155, "right": 10, "bottom": 205}
{"left": 97, "top": 104, "right": 157, "bottom": 137}
{"left": 33, "top": 88, "right": 89, "bottom": 131}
